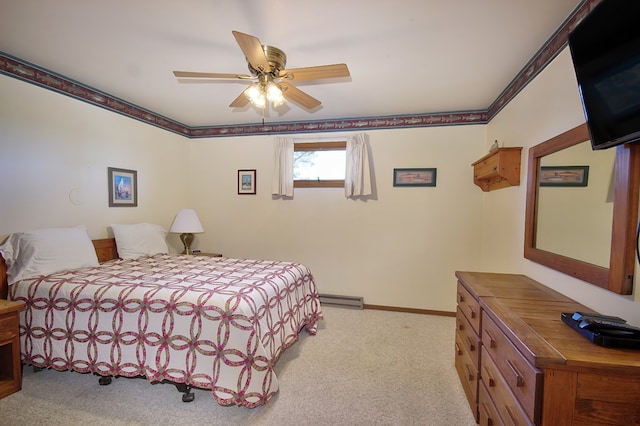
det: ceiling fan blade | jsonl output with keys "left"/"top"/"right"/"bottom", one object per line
{"left": 173, "top": 71, "right": 251, "bottom": 79}
{"left": 232, "top": 31, "right": 271, "bottom": 73}
{"left": 229, "top": 91, "right": 249, "bottom": 108}
{"left": 278, "top": 64, "right": 350, "bottom": 82}
{"left": 280, "top": 82, "right": 321, "bottom": 109}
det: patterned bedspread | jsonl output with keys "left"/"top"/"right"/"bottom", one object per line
{"left": 8, "top": 254, "right": 322, "bottom": 407}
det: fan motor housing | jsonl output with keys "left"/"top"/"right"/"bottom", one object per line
{"left": 248, "top": 45, "right": 287, "bottom": 76}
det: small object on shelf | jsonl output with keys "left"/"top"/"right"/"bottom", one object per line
{"left": 472, "top": 147, "right": 522, "bottom": 192}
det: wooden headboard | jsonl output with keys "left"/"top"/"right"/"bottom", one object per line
{"left": 0, "top": 238, "right": 118, "bottom": 300}
{"left": 92, "top": 238, "right": 119, "bottom": 263}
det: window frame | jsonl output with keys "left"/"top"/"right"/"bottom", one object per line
{"left": 293, "top": 141, "right": 346, "bottom": 188}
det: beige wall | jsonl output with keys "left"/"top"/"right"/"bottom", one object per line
{"left": 187, "top": 126, "right": 486, "bottom": 311}
{"left": 0, "top": 75, "right": 190, "bottom": 251}
{"left": 1, "top": 45, "right": 639, "bottom": 322}
{"left": 486, "top": 47, "right": 640, "bottom": 324}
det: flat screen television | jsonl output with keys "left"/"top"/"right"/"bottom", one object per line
{"left": 568, "top": 0, "right": 640, "bottom": 150}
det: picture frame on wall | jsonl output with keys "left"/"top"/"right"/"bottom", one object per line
{"left": 108, "top": 167, "right": 138, "bottom": 207}
{"left": 540, "top": 166, "right": 589, "bottom": 187}
{"left": 393, "top": 168, "right": 437, "bottom": 187}
{"left": 238, "top": 169, "right": 256, "bottom": 195}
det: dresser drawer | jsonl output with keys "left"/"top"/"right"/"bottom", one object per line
{"left": 481, "top": 312, "right": 542, "bottom": 424}
{"left": 481, "top": 347, "right": 533, "bottom": 426}
{"left": 455, "top": 337, "right": 479, "bottom": 421}
{"left": 479, "top": 380, "right": 505, "bottom": 426}
{"left": 457, "top": 281, "right": 481, "bottom": 335}
{"left": 473, "top": 153, "right": 499, "bottom": 180}
{"left": 0, "top": 315, "right": 18, "bottom": 342}
{"left": 456, "top": 307, "right": 480, "bottom": 368}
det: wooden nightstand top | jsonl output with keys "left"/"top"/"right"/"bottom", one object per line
{"left": 0, "top": 300, "right": 25, "bottom": 315}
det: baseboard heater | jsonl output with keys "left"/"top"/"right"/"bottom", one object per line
{"left": 318, "top": 293, "right": 364, "bottom": 309}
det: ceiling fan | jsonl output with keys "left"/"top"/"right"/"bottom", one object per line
{"left": 173, "top": 31, "right": 350, "bottom": 110}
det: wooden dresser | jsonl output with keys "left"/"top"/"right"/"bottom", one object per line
{"left": 454, "top": 271, "right": 640, "bottom": 426}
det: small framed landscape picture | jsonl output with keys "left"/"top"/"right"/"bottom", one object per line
{"left": 238, "top": 169, "right": 256, "bottom": 195}
{"left": 540, "top": 166, "right": 589, "bottom": 187}
{"left": 108, "top": 167, "right": 137, "bottom": 207}
{"left": 393, "top": 168, "right": 437, "bottom": 187}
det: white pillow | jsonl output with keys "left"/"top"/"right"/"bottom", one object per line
{"left": 111, "top": 223, "right": 169, "bottom": 260}
{"left": 0, "top": 225, "right": 99, "bottom": 285}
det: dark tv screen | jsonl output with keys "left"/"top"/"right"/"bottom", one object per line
{"left": 568, "top": 0, "right": 640, "bottom": 150}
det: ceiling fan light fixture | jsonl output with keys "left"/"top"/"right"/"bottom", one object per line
{"left": 175, "top": 31, "right": 349, "bottom": 112}
{"left": 244, "top": 83, "right": 266, "bottom": 108}
{"left": 265, "top": 82, "right": 285, "bottom": 107}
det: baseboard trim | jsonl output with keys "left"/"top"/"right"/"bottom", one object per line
{"left": 363, "top": 304, "right": 455, "bottom": 317}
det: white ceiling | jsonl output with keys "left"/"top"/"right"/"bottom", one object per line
{"left": 0, "top": 0, "right": 583, "bottom": 128}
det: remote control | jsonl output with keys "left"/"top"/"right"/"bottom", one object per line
{"left": 571, "top": 311, "right": 626, "bottom": 323}
{"left": 579, "top": 318, "right": 640, "bottom": 333}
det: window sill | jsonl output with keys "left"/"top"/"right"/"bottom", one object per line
{"left": 294, "top": 180, "right": 344, "bottom": 188}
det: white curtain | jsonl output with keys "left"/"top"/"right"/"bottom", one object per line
{"left": 345, "top": 133, "right": 373, "bottom": 198}
{"left": 271, "top": 136, "right": 294, "bottom": 197}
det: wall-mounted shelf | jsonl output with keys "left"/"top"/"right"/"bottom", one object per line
{"left": 472, "top": 147, "right": 522, "bottom": 192}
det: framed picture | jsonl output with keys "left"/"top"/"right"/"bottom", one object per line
{"left": 540, "top": 166, "right": 589, "bottom": 187}
{"left": 238, "top": 169, "right": 256, "bottom": 194}
{"left": 393, "top": 168, "right": 437, "bottom": 187}
{"left": 108, "top": 167, "right": 137, "bottom": 207}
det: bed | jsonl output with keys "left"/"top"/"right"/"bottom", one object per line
{"left": 0, "top": 226, "right": 322, "bottom": 408}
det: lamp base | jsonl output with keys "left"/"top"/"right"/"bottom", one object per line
{"left": 179, "top": 233, "right": 195, "bottom": 255}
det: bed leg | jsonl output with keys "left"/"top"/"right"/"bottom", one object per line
{"left": 174, "top": 383, "right": 195, "bottom": 402}
{"left": 98, "top": 376, "right": 112, "bottom": 386}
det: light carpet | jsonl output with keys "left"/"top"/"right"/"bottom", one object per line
{"left": 0, "top": 306, "right": 476, "bottom": 426}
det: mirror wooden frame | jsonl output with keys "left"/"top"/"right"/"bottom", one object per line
{"left": 524, "top": 123, "right": 640, "bottom": 294}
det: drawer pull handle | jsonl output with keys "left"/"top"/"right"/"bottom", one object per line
{"left": 465, "top": 364, "right": 475, "bottom": 382}
{"left": 485, "top": 330, "right": 497, "bottom": 348}
{"left": 466, "top": 335, "right": 476, "bottom": 352}
{"left": 504, "top": 405, "right": 517, "bottom": 425}
{"left": 507, "top": 360, "right": 525, "bottom": 387}
{"left": 458, "top": 292, "right": 465, "bottom": 303}
{"left": 455, "top": 343, "right": 463, "bottom": 356}
{"left": 484, "top": 371, "right": 496, "bottom": 387}
{"left": 468, "top": 307, "right": 477, "bottom": 319}
{"left": 458, "top": 322, "right": 464, "bottom": 331}
{"left": 480, "top": 403, "right": 494, "bottom": 426}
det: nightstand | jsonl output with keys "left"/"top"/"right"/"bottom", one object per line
{"left": 193, "top": 252, "right": 222, "bottom": 258}
{"left": 0, "top": 299, "right": 25, "bottom": 400}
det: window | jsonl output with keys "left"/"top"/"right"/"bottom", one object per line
{"left": 293, "top": 141, "right": 346, "bottom": 188}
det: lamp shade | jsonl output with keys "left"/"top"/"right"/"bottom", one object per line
{"left": 169, "top": 209, "right": 204, "bottom": 234}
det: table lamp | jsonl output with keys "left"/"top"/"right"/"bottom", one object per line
{"left": 169, "top": 209, "right": 204, "bottom": 255}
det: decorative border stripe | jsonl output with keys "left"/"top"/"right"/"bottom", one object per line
{"left": 187, "top": 111, "right": 489, "bottom": 138}
{"left": 0, "top": 54, "right": 190, "bottom": 137}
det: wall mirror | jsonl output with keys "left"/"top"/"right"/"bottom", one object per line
{"left": 524, "top": 123, "right": 640, "bottom": 295}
